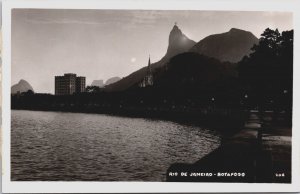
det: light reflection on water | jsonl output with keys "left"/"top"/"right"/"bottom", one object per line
{"left": 11, "top": 110, "right": 221, "bottom": 181}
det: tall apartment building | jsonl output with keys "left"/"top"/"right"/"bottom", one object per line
{"left": 76, "top": 76, "right": 86, "bottom": 93}
{"left": 55, "top": 73, "right": 86, "bottom": 95}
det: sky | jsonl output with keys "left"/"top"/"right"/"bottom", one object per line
{"left": 12, "top": 9, "right": 293, "bottom": 94}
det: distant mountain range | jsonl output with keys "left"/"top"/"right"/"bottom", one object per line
{"left": 11, "top": 79, "right": 34, "bottom": 94}
{"left": 91, "top": 77, "right": 121, "bottom": 87}
{"left": 105, "top": 77, "right": 121, "bottom": 85}
{"left": 11, "top": 26, "right": 258, "bottom": 95}
{"left": 105, "top": 25, "right": 258, "bottom": 92}
{"left": 91, "top": 80, "right": 104, "bottom": 87}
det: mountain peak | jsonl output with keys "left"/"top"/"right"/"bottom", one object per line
{"left": 229, "top": 28, "right": 252, "bottom": 35}
{"left": 11, "top": 79, "right": 34, "bottom": 94}
{"left": 166, "top": 24, "right": 196, "bottom": 59}
{"left": 104, "top": 23, "right": 196, "bottom": 92}
{"left": 229, "top": 28, "right": 241, "bottom": 32}
{"left": 169, "top": 24, "right": 184, "bottom": 42}
{"left": 170, "top": 23, "right": 182, "bottom": 34}
{"left": 19, "top": 79, "right": 29, "bottom": 84}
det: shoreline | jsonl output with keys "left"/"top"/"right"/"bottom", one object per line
{"left": 11, "top": 106, "right": 247, "bottom": 135}
{"left": 166, "top": 111, "right": 291, "bottom": 183}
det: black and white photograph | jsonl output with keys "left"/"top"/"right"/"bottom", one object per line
{"left": 2, "top": 0, "right": 300, "bottom": 193}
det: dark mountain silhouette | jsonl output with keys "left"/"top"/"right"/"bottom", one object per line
{"left": 105, "top": 77, "right": 121, "bottom": 86}
{"left": 11, "top": 79, "right": 34, "bottom": 94}
{"left": 106, "top": 27, "right": 257, "bottom": 92}
{"left": 105, "top": 24, "right": 196, "bottom": 92}
{"left": 163, "top": 24, "right": 196, "bottom": 63}
{"left": 190, "top": 28, "right": 259, "bottom": 63}
{"left": 136, "top": 52, "right": 238, "bottom": 93}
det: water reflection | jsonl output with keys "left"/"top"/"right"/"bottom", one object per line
{"left": 11, "top": 110, "right": 221, "bottom": 181}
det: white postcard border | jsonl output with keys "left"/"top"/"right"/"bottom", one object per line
{"left": 2, "top": 0, "right": 300, "bottom": 193}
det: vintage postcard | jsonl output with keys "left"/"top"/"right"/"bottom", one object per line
{"left": 1, "top": 0, "right": 300, "bottom": 193}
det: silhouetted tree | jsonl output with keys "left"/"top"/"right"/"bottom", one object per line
{"left": 239, "top": 28, "right": 293, "bottom": 110}
{"left": 21, "top": 90, "right": 34, "bottom": 96}
{"left": 86, "top": 86, "right": 102, "bottom": 93}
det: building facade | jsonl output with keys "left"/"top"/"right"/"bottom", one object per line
{"left": 76, "top": 76, "right": 86, "bottom": 93}
{"left": 55, "top": 73, "right": 86, "bottom": 95}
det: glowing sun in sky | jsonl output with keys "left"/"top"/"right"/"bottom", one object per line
{"left": 131, "top": 57, "right": 136, "bottom": 63}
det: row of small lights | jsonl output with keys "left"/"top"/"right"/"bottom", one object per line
{"left": 138, "top": 90, "right": 289, "bottom": 104}
{"left": 211, "top": 90, "right": 288, "bottom": 102}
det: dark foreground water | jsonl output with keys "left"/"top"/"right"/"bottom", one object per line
{"left": 11, "top": 110, "right": 221, "bottom": 181}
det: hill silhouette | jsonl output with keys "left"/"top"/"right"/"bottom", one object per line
{"left": 106, "top": 26, "right": 258, "bottom": 92}
{"left": 128, "top": 52, "right": 240, "bottom": 104}
{"left": 11, "top": 79, "right": 34, "bottom": 95}
{"left": 155, "top": 52, "right": 236, "bottom": 89}
{"left": 190, "top": 28, "right": 258, "bottom": 63}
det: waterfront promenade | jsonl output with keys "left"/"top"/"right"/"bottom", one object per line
{"left": 167, "top": 110, "right": 291, "bottom": 183}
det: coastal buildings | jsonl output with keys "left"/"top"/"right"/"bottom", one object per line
{"left": 55, "top": 73, "right": 86, "bottom": 95}
{"left": 139, "top": 56, "right": 154, "bottom": 88}
{"left": 76, "top": 76, "right": 86, "bottom": 93}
